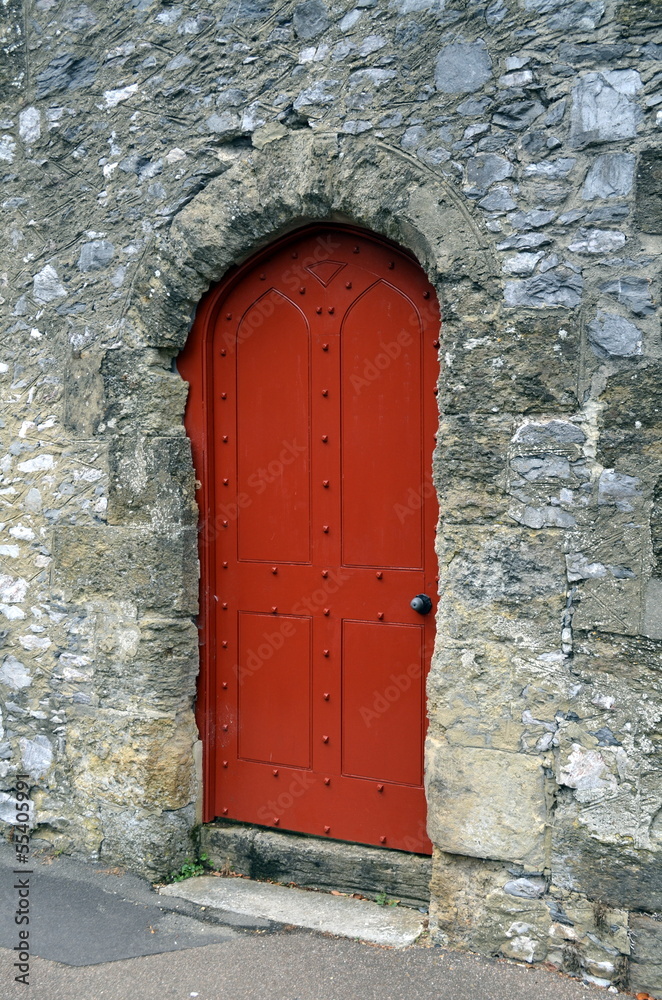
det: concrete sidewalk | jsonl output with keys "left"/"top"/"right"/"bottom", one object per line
{"left": 0, "top": 843, "right": 627, "bottom": 1000}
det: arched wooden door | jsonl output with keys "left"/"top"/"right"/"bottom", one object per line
{"left": 179, "top": 225, "right": 439, "bottom": 854}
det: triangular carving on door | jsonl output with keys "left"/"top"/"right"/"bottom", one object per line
{"left": 305, "top": 260, "right": 347, "bottom": 286}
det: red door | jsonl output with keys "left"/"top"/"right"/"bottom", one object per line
{"left": 180, "top": 225, "right": 439, "bottom": 854}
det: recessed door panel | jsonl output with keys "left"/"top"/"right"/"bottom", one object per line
{"left": 236, "top": 290, "right": 311, "bottom": 564}
{"left": 341, "top": 620, "right": 423, "bottom": 786}
{"left": 237, "top": 612, "right": 312, "bottom": 768}
{"left": 341, "top": 281, "right": 424, "bottom": 570}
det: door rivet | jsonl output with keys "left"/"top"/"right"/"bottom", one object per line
{"left": 222, "top": 807, "right": 228, "bottom": 814}
{"left": 221, "top": 392, "right": 227, "bottom": 400}
{"left": 324, "top": 825, "right": 331, "bottom": 833}
{"left": 274, "top": 817, "right": 280, "bottom": 824}
{"left": 222, "top": 761, "right": 228, "bottom": 768}
{"left": 322, "top": 343, "right": 329, "bottom": 351}
{"left": 222, "top": 724, "right": 228, "bottom": 732}
{"left": 223, "top": 478, "right": 229, "bottom": 485}
{"left": 260, "top": 273, "right": 266, "bottom": 280}
{"left": 222, "top": 641, "right": 228, "bottom": 648}
{"left": 226, "top": 313, "right": 232, "bottom": 320}
{"left": 291, "top": 252, "right": 298, "bottom": 259}
{"left": 328, "top": 307, "right": 334, "bottom": 314}
{"left": 222, "top": 435, "right": 229, "bottom": 442}
{"left": 316, "top": 306, "right": 322, "bottom": 314}
{"left": 222, "top": 520, "right": 229, "bottom": 527}
{"left": 321, "top": 388, "right": 328, "bottom": 396}
{"left": 377, "top": 784, "right": 384, "bottom": 793}
{"left": 322, "top": 735, "right": 329, "bottom": 743}
{"left": 220, "top": 349, "right": 226, "bottom": 356}
{"left": 376, "top": 571, "right": 383, "bottom": 580}
{"left": 423, "top": 290, "right": 430, "bottom": 299}
{"left": 433, "top": 387, "right": 438, "bottom": 395}
{"left": 321, "top": 434, "right": 328, "bottom": 442}
{"left": 433, "top": 339, "right": 440, "bottom": 348}
{"left": 345, "top": 281, "right": 352, "bottom": 288}
{"left": 299, "top": 286, "right": 306, "bottom": 294}
{"left": 380, "top": 835, "right": 386, "bottom": 844}
{"left": 323, "top": 608, "right": 330, "bottom": 616}
{"left": 271, "top": 606, "right": 278, "bottom": 614}
{"left": 323, "top": 691, "right": 330, "bottom": 699}
{"left": 322, "top": 480, "right": 330, "bottom": 488}
{"left": 222, "top": 681, "right": 228, "bottom": 689}
{"left": 222, "top": 561, "right": 228, "bottom": 568}
{"left": 222, "top": 602, "right": 228, "bottom": 609}
{"left": 388, "top": 261, "right": 394, "bottom": 269}
{"left": 377, "top": 612, "right": 384, "bottom": 620}
{"left": 322, "top": 525, "right": 329, "bottom": 533}
{"left": 271, "top": 566, "right": 278, "bottom": 574}
{"left": 321, "top": 570, "right": 328, "bottom": 578}
{"left": 273, "top": 769, "right": 279, "bottom": 777}
{"left": 323, "top": 650, "right": 330, "bottom": 658}
{"left": 324, "top": 778, "right": 331, "bottom": 786}
{"left": 353, "top": 246, "right": 359, "bottom": 253}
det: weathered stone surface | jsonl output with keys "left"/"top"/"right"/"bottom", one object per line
{"left": 52, "top": 526, "right": 198, "bottom": 614}
{"left": 636, "top": 150, "right": 662, "bottom": 235}
{"left": 504, "top": 270, "right": 583, "bottom": 309}
{"left": 588, "top": 311, "right": 642, "bottom": 357}
{"left": 570, "top": 71, "right": 641, "bottom": 147}
{"left": 582, "top": 153, "right": 635, "bottom": 200}
{"left": 201, "top": 822, "right": 432, "bottom": 907}
{"left": 630, "top": 915, "right": 662, "bottom": 996}
{"left": 599, "top": 277, "right": 654, "bottom": 316}
{"left": 426, "top": 741, "right": 547, "bottom": 866}
{"left": 435, "top": 41, "right": 492, "bottom": 94}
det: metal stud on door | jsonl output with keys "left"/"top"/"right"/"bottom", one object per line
{"left": 179, "top": 225, "right": 440, "bottom": 855}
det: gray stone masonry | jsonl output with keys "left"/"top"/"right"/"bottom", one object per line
{"left": 0, "top": 0, "right": 661, "bottom": 993}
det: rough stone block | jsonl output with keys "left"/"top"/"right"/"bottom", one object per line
{"left": 636, "top": 150, "right": 662, "bottom": 235}
{"left": 438, "top": 524, "right": 567, "bottom": 644}
{"left": 101, "top": 350, "right": 189, "bottom": 434}
{"left": 433, "top": 415, "right": 512, "bottom": 523}
{"left": 107, "top": 435, "right": 198, "bottom": 528}
{"left": 425, "top": 740, "right": 547, "bottom": 866}
{"left": 52, "top": 525, "right": 198, "bottom": 615}
{"left": 630, "top": 914, "right": 662, "bottom": 997}
{"left": 442, "top": 316, "right": 579, "bottom": 414}
{"left": 93, "top": 616, "right": 199, "bottom": 712}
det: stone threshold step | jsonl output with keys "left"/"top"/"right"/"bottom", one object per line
{"left": 160, "top": 875, "right": 426, "bottom": 948}
{"left": 199, "top": 820, "right": 432, "bottom": 909}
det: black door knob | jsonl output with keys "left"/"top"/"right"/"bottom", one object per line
{"left": 410, "top": 594, "right": 433, "bottom": 615}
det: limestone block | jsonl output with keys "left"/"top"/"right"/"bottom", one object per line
{"left": 439, "top": 524, "right": 567, "bottom": 645}
{"left": 426, "top": 739, "right": 547, "bottom": 866}
{"left": 101, "top": 350, "right": 189, "bottom": 434}
{"left": 99, "top": 802, "right": 196, "bottom": 878}
{"left": 552, "top": 791, "right": 662, "bottom": 911}
{"left": 570, "top": 70, "right": 641, "bottom": 147}
{"left": 52, "top": 525, "right": 198, "bottom": 615}
{"left": 67, "top": 712, "right": 199, "bottom": 811}
{"left": 433, "top": 414, "right": 513, "bottom": 524}
{"left": 636, "top": 150, "right": 662, "bottom": 235}
{"left": 429, "top": 851, "right": 550, "bottom": 959}
{"left": 107, "top": 435, "right": 198, "bottom": 528}
{"left": 630, "top": 915, "right": 662, "bottom": 997}
{"left": 93, "top": 616, "right": 199, "bottom": 712}
{"left": 442, "top": 315, "right": 579, "bottom": 414}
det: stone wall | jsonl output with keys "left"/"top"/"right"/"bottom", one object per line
{"left": 0, "top": 0, "right": 661, "bottom": 992}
